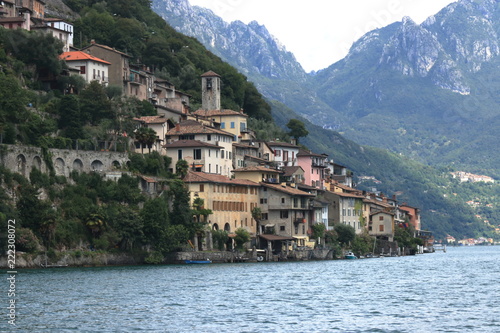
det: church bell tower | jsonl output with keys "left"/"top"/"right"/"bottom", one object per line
{"left": 201, "top": 71, "right": 221, "bottom": 111}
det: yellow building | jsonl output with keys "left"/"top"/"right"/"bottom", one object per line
{"left": 232, "top": 165, "right": 282, "bottom": 184}
{"left": 184, "top": 171, "right": 260, "bottom": 236}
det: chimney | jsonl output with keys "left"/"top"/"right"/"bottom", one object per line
{"left": 91, "top": 39, "right": 95, "bottom": 44}
{"left": 175, "top": 123, "right": 180, "bottom": 131}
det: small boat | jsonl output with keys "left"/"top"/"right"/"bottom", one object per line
{"left": 184, "top": 259, "right": 212, "bottom": 264}
{"left": 344, "top": 252, "right": 358, "bottom": 260}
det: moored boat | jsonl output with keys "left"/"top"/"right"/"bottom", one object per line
{"left": 184, "top": 259, "right": 212, "bottom": 264}
{"left": 344, "top": 252, "right": 358, "bottom": 260}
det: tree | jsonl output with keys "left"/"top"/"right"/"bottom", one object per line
{"left": 85, "top": 212, "right": 106, "bottom": 238}
{"left": 335, "top": 223, "right": 355, "bottom": 247}
{"left": 58, "top": 94, "right": 84, "bottom": 140}
{"left": 175, "top": 159, "right": 189, "bottom": 179}
{"left": 134, "top": 127, "right": 157, "bottom": 154}
{"left": 234, "top": 228, "right": 251, "bottom": 250}
{"left": 141, "top": 196, "right": 169, "bottom": 249}
{"left": 79, "top": 81, "right": 112, "bottom": 125}
{"left": 286, "top": 119, "right": 309, "bottom": 144}
{"left": 212, "top": 229, "right": 229, "bottom": 251}
{"left": 310, "top": 223, "right": 326, "bottom": 245}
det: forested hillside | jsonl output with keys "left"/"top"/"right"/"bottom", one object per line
{"left": 0, "top": 0, "right": 273, "bottom": 259}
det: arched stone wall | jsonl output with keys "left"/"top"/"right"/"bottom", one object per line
{"left": 33, "top": 156, "right": 42, "bottom": 171}
{"left": 91, "top": 160, "right": 104, "bottom": 172}
{"left": 54, "top": 158, "right": 66, "bottom": 176}
{"left": 72, "top": 159, "right": 84, "bottom": 173}
{"left": 1, "top": 145, "right": 130, "bottom": 177}
{"left": 16, "top": 154, "right": 27, "bottom": 176}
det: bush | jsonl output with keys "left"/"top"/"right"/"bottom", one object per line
{"left": 212, "top": 229, "right": 229, "bottom": 251}
{"left": 234, "top": 228, "right": 250, "bottom": 250}
{"left": 16, "top": 228, "right": 41, "bottom": 252}
{"left": 144, "top": 251, "right": 164, "bottom": 264}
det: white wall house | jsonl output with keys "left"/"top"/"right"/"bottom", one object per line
{"left": 165, "top": 120, "right": 235, "bottom": 177}
{"left": 59, "top": 51, "right": 110, "bottom": 85}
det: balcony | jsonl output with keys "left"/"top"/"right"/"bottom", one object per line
{"left": 294, "top": 218, "right": 307, "bottom": 224}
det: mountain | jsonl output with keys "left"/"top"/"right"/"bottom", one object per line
{"left": 313, "top": 0, "right": 500, "bottom": 176}
{"left": 153, "top": 0, "right": 500, "bottom": 178}
{"left": 151, "top": 0, "right": 344, "bottom": 126}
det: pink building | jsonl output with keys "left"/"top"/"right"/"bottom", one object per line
{"left": 296, "top": 149, "right": 328, "bottom": 189}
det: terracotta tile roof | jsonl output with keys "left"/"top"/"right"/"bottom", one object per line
{"left": 0, "top": 17, "right": 25, "bottom": 23}
{"left": 297, "top": 149, "right": 325, "bottom": 158}
{"left": 261, "top": 183, "right": 315, "bottom": 197}
{"left": 193, "top": 109, "right": 247, "bottom": 117}
{"left": 166, "top": 120, "right": 234, "bottom": 137}
{"left": 139, "top": 176, "right": 156, "bottom": 183}
{"left": 133, "top": 116, "right": 168, "bottom": 124}
{"left": 363, "top": 198, "right": 394, "bottom": 208}
{"left": 370, "top": 211, "right": 395, "bottom": 216}
{"left": 328, "top": 191, "right": 365, "bottom": 199}
{"left": 184, "top": 171, "right": 259, "bottom": 186}
{"left": 232, "top": 166, "right": 281, "bottom": 173}
{"left": 282, "top": 166, "right": 304, "bottom": 177}
{"left": 233, "top": 143, "right": 258, "bottom": 149}
{"left": 164, "top": 140, "right": 221, "bottom": 149}
{"left": 266, "top": 141, "right": 299, "bottom": 148}
{"left": 332, "top": 183, "right": 358, "bottom": 192}
{"left": 81, "top": 43, "right": 131, "bottom": 57}
{"left": 259, "top": 234, "right": 295, "bottom": 241}
{"left": 201, "top": 70, "right": 221, "bottom": 77}
{"left": 59, "top": 51, "right": 111, "bottom": 65}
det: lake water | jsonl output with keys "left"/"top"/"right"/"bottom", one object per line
{"left": 2, "top": 246, "right": 500, "bottom": 332}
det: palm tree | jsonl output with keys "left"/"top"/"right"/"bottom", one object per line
{"left": 135, "top": 127, "right": 157, "bottom": 153}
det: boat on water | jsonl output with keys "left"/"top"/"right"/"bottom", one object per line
{"left": 344, "top": 252, "right": 358, "bottom": 260}
{"left": 184, "top": 259, "right": 212, "bottom": 264}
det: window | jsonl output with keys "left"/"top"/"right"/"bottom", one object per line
{"left": 280, "top": 225, "right": 286, "bottom": 232}
{"left": 275, "top": 150, "right": 281, "bottom": 157}
{"left": 280, "top": 211, "right": 288, "bottom": 219}
{"left": 199, "top": 184, "right": 204, "bottom": 192}
{"left": 221, "top": 150, "right": 224, "bottom": 159}
{"left": 379, "top": 225, "right": 385, "bottom": 232}
{"left": 221, "top": 122, "right": 225, "bottom": 129}
{"left": 193, "top": 149, "right": 202, "bottom": 160}
{"left": 230, "top": 122, "right": 235, "bottom": 128}
{"left": 178, "top": 150, "right": 182, "bottom": 159}
{"left": 80, "top": 66, "right": 86, "bottom": 74}
{"left": 260, "top": 198, "right": 268, "bottom": 204}
{"left": 229, "top": 152, "right": 232, "bottom": 159}
{"left": 262, "top": 213, "right": 268, "bottom": 220}
{"left": 240, "top": 122, "right": 246, "bottom": 131}
{"left": 281, "top": 197, "right": 285, "bottom": 204}
{"left": 379, "top": 216, "right": 384, "bottom": 221}
{"left": 207, "top": 134, "right": 211, "bottom": 141}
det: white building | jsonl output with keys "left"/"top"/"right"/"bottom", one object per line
{"left": 59, "top": 51, "right": 110, "bottom": 85}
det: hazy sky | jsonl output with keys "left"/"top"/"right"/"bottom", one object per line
{"left": 188, "top": 0, "right": 456, "bottom": 72}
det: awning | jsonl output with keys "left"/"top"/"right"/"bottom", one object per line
{"left": 264, "top": 224, "right": 275, "bottom": 227}
{"left": 259, "top": 234, "right": 295, "bottom": 241}
{"left": 293, "top": 236, "right": 308, "bottom": 240}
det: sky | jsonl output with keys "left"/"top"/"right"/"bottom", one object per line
{"left": 188, "top": 0, "right": 457, "bottom": 72}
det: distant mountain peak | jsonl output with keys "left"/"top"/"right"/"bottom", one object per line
{"left": 152, "top": 0, "right": 306, "bottom": 81}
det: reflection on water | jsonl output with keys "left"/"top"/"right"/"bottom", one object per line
{"left": 4, "top": 246, "right": 500, "bottom": 332}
